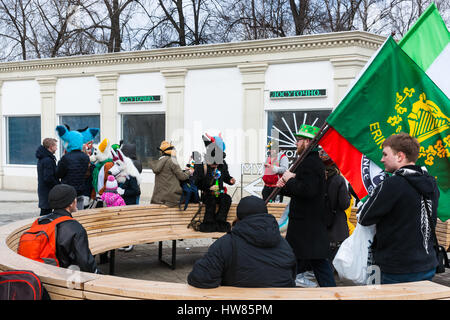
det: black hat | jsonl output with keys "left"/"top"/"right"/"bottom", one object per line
{"left": 236, "top": 196, "right": 268, "bottom": 220}
{"left": 48, "top": 184, "right": 77, "bottom": 209}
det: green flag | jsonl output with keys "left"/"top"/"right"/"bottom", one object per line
{"left": 327, "top": 37, "right": 450, "bottom": 221}
{"left": 399, "top": 2, "right": 450, "bottom": 96}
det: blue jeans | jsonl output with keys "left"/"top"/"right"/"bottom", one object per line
{"left": 381, "top": 268, "right": 436, "bottom": 284}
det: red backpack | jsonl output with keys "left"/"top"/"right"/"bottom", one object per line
{"left": 18, "top": 216, "right": 73, "bottom": 267}
{"left": 0, "top": 270, "right": 46, "bottom": 300}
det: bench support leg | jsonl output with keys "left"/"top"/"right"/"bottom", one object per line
{"left": 158, "top": 240, "right": 177, "bottom": 270}
{"left": 109, "top": 249, "right": 115, "bottom": 275}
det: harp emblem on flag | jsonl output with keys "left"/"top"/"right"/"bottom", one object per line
{"left": 407, "top": 93, "right": 450, "bottom": 143}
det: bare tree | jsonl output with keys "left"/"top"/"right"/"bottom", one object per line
{"left": 77, "top": 0, "right": 137, "bottom": 53}
{"left": 34, "top": 0, "right": 85, "bottom": 57}
{"left": 0, "top": 0, "right": 37, "bottom": 60}
{"left": 217, "top": 0, "right": 292, "bottom": 41}
{"left": 318, "top": 0, "right": 364, "bottom": 32}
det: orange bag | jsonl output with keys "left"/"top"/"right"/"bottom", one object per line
{"left": 18, "top": 216, "right": 73, "bottom": 267}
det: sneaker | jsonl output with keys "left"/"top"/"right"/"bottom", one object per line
{"left": 119, "top": 245, "right": 134, "bottom": 252}
{"left": 295, "top": 272, "right": 318, "bottom": 288}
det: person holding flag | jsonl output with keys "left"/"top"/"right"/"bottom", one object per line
{"left": 277, "top": 124, "right": 336, "bottom": 287}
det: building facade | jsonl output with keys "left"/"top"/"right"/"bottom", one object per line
{"left": 0, "top": 31, "right": 385, "bottom": 199}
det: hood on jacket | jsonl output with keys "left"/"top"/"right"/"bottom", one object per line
{"left": 150, "top": 155, "right": 172, "bottom": 174}
{"left": 36, "top": 145, "right": 55, "bottom": 160}
{"left": 121, "top": 143, "right": 137, "bottom": 160}
{"left": 395, "top": 165, "right": 437, "bottom": 199}
{"left": 232, "top": 213, "right": 281, "bottom": 248}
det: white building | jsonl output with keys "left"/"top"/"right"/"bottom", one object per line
{"left": 0, "top": 31, "right": 385, "bottom": 199}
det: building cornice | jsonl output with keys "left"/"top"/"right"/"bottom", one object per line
{"left": 0, "top": 31, "right": 386, "bottom": 75}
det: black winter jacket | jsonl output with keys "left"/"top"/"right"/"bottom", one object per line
{"left": 56, "top": 150, "right": 90, "bottom": 196}
{"left": 359, "top": 165, "right": 439, "bottom": 274}
{"left": 119, "top": 176, "right": 141, "bottom": 205}
{"left": 283, "top": 150, "right": 330, "bottom": 259}
{"left": 325, "top": 167, "right": 350, "bottom": 243}
{"left": 187, "top": 213, "right": 296, "bottom": 288}
{"left": 193, "top": 161, "right": 233, "bottom": 199}
{"left": 36, "top": 145, "right": 59, "bottom": 209}
{"left": 38, "top": 209, "right": 99, "bottom": 273}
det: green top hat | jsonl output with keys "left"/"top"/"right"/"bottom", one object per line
{"left": 295, "top": 124, "right": 320, "bottom": 139}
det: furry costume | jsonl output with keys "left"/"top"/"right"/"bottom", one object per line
{"left": 55, "top": 125, "right": 99, "bottom": 201}
{"left": 109, "top": 149, "right": 141, "bottom": 205}
{"left": 193, "top": 133, "right": 234, "bottom": 232}
{"left": 56, "top": 125, "right": 99, "bottom": 153}
{"left": 89, "top": 138, "right": 115, "bottom": 199}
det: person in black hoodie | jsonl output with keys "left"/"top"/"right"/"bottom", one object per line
{"left": 36, "top": 138, "right": 60, "bottom": 215}
{"left": 187, "top": 196, "right": 296, "bottom": 288}
{"left": 359, "top": 133, "right": 439, "bottom": 284}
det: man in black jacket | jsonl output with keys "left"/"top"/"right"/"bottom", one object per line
{"left": 36, "top": 138, "right": 60, "bottom": 216}
{"left": 277, "top": 124, "right": 336, "bottom": 287}
{"left": 359, "top": 133, "right": 439, "bottom": 284}
{"left": 39, "top": 184, "right": 100, "bottom": 273}
{"left": 187, "top": 196, "right": 296, "bottom": 288}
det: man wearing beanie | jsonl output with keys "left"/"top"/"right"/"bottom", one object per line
{"left": 187, "top": 196, "right": 296, "bottom": 288}
{"left": 36, "top": 184, "right": 99, "bottom": 273}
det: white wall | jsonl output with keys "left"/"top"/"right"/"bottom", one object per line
{"left": 117, "top": 73, "right": 166, "bottom": 114}
{"left": 264, "top": 61, "right": 334, "bottom": 111}
{"left": 2, "top": 80, "right": 41, "bottom": 115}
{"left": 56, "top": 77, "right": 101, "bottom": 114}
{"left": 184, "top": 67, "right": 243, "bottom": 179}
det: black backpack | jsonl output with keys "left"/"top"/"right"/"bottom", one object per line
{"left": 0, "top": 270, "right": 50, "bottom": 300}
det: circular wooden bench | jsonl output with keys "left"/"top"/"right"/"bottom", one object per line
{"left": 1, "top": 203, "right": 450, "bottom": 300}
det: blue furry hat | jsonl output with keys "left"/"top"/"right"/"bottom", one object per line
{"left": 56, "top": 125, "right": 99, "bottom": 152}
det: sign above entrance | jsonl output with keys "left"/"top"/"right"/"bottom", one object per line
{"left": 119, "top": 95, "right": 161, "bottom": 103}
{"left": 269, "top": 89, "right": 326, "bottom": 99}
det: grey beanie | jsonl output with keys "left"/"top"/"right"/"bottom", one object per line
{"left": 48, "top": 184, "right": 77, "bottom": 209}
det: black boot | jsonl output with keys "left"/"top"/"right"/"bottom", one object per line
{"left": 215, "top": 194, "right": 232, "bottom": 232}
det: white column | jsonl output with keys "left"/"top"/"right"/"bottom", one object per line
{"left": 238, "top": 63, "right": 268, "bottom": 164}
{"left": 96, "top": 74, "right": 119, "bottom": 142}
{"left": 37, "top": 77, "right": 58, "bottom": 140}
{"left": 330, "top": 57, "right": 368, "bottom": 107}
{"left": 161, "top": 68, "right": 187, "bottom": 162}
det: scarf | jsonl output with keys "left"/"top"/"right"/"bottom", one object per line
{"left": 92, "top": 158, "right": 113, "bottom": 194}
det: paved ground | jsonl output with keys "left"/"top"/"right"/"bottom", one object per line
{"left": 1, "top": 189, "right": 450, "bottom": 288}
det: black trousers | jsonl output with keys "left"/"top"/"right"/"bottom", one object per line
{"left": 262, "top": 186, "right": 284, "bottom": 202}
{"left": 199, "top": 193, "right": 232, "bottom": 232}
{"left": 297, "top": 258, "right": 336, "bottom": 287}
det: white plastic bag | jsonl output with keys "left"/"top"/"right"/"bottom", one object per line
{"left": 332, "top": 222, "right": 376, "bottom": 285}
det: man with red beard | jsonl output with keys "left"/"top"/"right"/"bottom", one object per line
{"left": 277, "top": 124, "right": 336, "bottom": 287}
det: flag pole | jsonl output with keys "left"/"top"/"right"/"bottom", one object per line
{"left": 264, "top": 122, "right": 330, "bottom": 205}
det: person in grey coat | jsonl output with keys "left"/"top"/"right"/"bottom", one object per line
{"left": 150, "top": 141, "right": 190, "bottom": 207}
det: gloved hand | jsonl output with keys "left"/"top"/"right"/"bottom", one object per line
{"left": 117, "top": 187, "right": 125, "bottom": 195}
